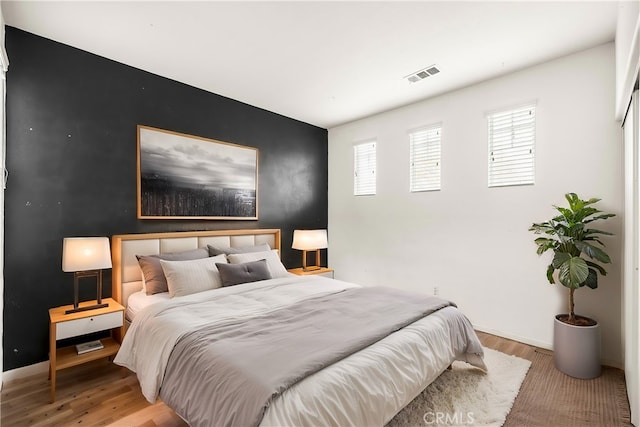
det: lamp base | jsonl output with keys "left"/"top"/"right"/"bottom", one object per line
{"left": 67, "top": 270, "right": 108, "bottom": 314}
{"left": 65, "top": 302, "right": 109, "bottom": 315}
{"left": 301, "top": 249, "right": 323, "bottom": 272}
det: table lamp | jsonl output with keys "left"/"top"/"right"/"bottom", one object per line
{"left": 292, "top": 229, "right": 328, "bottom": 271}
{"left": 62, "top": 237, "right": 112, "bottom": 314}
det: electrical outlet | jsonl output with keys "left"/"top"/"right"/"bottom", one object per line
{"left": 433, "top": 287, "right": 439, "bottom": 296}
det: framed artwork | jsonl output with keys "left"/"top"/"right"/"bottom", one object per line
{"left": 137, "top": 125, "right": 258, "bottom": 220}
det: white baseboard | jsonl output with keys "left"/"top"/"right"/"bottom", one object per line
{"left": 474, "top": 324, "right": 553, "bottom": 350}
{"left": 3, "top": 360, "right": 49, "bottom": 385}
{"left": 474, "top": 324, "right": 623, "bottom": 370}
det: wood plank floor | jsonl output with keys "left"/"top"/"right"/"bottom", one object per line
{"left": 476, "top": 332, "right": 632, "bottom": 427}
{"left": 1, "top": 332, "right": 631, "bottom": 426}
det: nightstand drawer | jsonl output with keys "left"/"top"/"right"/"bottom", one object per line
{"left": 56, "top": 311, "right": 123, "bottom": 340}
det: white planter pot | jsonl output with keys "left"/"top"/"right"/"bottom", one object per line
{"left": 553, "top": 314, "right": 601, "bottom": 379}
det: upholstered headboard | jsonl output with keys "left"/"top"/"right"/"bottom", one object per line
{"left": 111, "top": 229, "right": 281, "bottom": 310}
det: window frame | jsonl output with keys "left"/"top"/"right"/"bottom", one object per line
{"left": 487, "top": 103, "right": 536, "bottom": 188}
{"left": 353, "top": 139, "right": 377, "bottom": 196}
{"left": 409, "top": 123, "right": 442, "bottom": 192}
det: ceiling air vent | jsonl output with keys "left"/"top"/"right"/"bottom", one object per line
{"left": 405, "top": 65, "right": 440, "bottom": 83}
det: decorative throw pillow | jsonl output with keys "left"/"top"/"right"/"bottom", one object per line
{"left": 226, "top": 250, "right": 289, "bottom": 278}
{"left": 160, "top": 254, "right": 228, "bottom": 298}
{"left": 216, "top": 259, "right": 272, "bottom": 287}
{"left": 207, "top": 243, "right": 271, "bottom": 256}
{"left": 136, "top": 247, "right": 209, "bottom": 295}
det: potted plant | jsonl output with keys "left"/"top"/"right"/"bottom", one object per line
{"left": 529, "top": 193, "right": 615, "bottom": 379}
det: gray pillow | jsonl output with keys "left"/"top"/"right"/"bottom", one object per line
{"left": 227, "top": 250, "right": 289, "bottom": 278}
{"left": 216, "top": 259, "right": 272, "bottom": 287}
{"left": 207, "top": 243, "right": 270, "bottom": 256}
{"left": 136, "top": 247, "right": 209, "bottom": 295}
{"left": 161, "top": 255, "right": 227, "bottom": 297}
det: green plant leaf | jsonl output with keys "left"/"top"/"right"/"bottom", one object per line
{"left": 534, "top": 237, "right": 554, "bottom": 245}
{"left": 534, "top": 237, "right": 558, "bottom": 255}
{"left": 558, "top": 256, "right": 589, "bottom": 289}
{"left": 574, "top": 207, "right": 599, "bottom": 223}
{"left": 584, "top": 268, "right": 598, "bottom": 289}
{"left": 565, "top": 193, "right": 581, "bottom": 210}
{"left": 584, "top": 228, "right": 614, "bottom": 236}
{"left": 555, "top": 207, "right": 573, "bottom": 219}
{"left": 529, "top": 223, "right": 555, "bottom": 234}
{"left": 585, "top": 260, "right": 607, "bottom": 276}
{"left": 582, "top": 237, "right": 604, "bottom": 246}
{"left": 546, "top": 264, "right": 555, "bottom": 284}
{"left": 574, "top": 240, "right": 611, "bottom": 263}
{"left": 552, "top": 252, "right": 571, "bottom": 269}
{"left": 583, "top": 213, "right": 616, "bottom": 223}
{"left": 583, "top": 197, "right": 602, "bottom": 206}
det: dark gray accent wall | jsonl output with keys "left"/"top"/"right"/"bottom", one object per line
{"left": 3, "top": 27, "right": 328, "bottom": 371}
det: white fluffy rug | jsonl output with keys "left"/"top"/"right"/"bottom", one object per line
{"left": 387, "top": 348, "right": 531, "bottom": 427}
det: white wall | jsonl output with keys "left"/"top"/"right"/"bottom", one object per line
{"left": 615, "top": 0, "right": 639, "bottom": 121}
{"left": 328, "top": 43, "right": 624, "bottom": 367}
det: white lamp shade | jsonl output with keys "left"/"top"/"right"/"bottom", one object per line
{"left": 62, "top": 237, "right": 112, "bottom": 272}
{"left": 292, "top": 229, "right": 328, "bottom": 250}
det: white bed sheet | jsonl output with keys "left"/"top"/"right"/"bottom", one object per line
{"left": 115, "top": 275, "right": 485, "bottom": 426}
{"left": 126, "top": 290, "right": 171, "bottom": 321}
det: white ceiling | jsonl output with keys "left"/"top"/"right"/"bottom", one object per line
{"left": 2, "top": 1, "right": 620, "bottom": 129}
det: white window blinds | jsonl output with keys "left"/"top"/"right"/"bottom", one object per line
{"left": 488, "top": 104, "right": 535, "bottom": 187}
{"left": 409, "top": 125, "right": 441, "bottom": 192}
{"left": 353, "top": 140, "right": 376, "bottom": 195}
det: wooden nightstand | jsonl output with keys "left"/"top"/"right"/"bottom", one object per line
{"left": 48, "top": 298, "right": 124, "bottom": 402}
{"left": 288, "top": 267, "right": 334, "bottom": 278}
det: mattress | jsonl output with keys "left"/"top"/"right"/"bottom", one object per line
{"left": 125, "top": 290, "right": 170, "bottom": 321}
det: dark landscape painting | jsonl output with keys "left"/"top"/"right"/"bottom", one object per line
{"left": 137, "top": 126, "right": 258, "bottom": 219}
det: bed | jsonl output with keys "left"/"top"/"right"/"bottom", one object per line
{"left": 111, "top": 229, "right": 486, "bottom": 427}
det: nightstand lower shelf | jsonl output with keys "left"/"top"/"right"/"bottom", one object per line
{"left": 54, "top": 337, "right": 120, "bottom": 371}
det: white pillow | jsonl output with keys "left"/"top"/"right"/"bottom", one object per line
{"left": 160, "top": 254, "right": 228, "bottom": 298}
{"left": 227, "top": 250, "right": 289, "bottom": 278}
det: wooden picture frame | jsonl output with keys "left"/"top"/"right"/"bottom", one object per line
{"left": 137, "top": 125, "right": 258, "bottom": 220}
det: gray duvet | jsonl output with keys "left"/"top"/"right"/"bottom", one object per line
{"left": 159, "top": 286, "right": 458, "bottom": 427}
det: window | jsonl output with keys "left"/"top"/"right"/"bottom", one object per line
{"left": 353, "top": 140, "right": 376, "bottom": 195}
{"left": 488, "top": 104, "right": 536, "bottom": 187}
{"left": 409, "top": 125, "right": 441, "bottom": 192}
